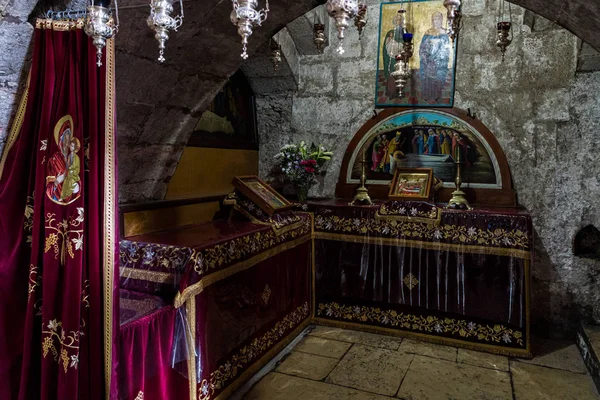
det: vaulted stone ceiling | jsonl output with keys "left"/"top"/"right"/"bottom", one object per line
{"left": 3, "top": 0, "right": 599, "bottom": 202}
{"left": 110, "top": 0, "right": 600, "bottom": 203}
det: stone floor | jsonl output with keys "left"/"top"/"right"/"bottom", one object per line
{"left": 243, "top": 325, "right": 600, "bottom": 400}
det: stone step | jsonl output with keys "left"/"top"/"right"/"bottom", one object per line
{"left": 577, "top": 323, "right": 600, "bottom": 393}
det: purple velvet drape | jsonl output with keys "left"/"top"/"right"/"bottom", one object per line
{"left": 0, "top": 21, "right": 119, "bottom": 399}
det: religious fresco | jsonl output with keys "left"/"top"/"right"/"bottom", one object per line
{"left": 349, "top": 110, "right": 499, "bottom": 188}
{"left": 376, "top": 0, "right": 458, "bottom": 107}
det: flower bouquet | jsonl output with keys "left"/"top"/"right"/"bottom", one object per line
{"left": 274, "top": 141, "right": 333, "bottom": 202}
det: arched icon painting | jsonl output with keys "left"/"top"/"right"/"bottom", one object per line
{"left": 348, "top": 110, "right": 501, "bottom": 189}
{"left": 376, "top": 0, "right": 458, "bottom": 107}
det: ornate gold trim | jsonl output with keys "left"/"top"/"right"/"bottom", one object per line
{"left": 103, "top": 38, "right": 116, "bottom": 400}
{"left": 0, "top": 72, "right": 30, "bottom": 180}
{"left": 314, "top": 232, "right": 531, "bottom": 259}
{"left": 312, "top": 318, "right": 531, "bottom": 358}
{"left": 375, "top": 205, "right": 442, "bottom": 226}
{"left": 213, "top": 319, "right": 311, "bottom": 400}
{"left": 35, "top": 18, "right": 85, "bottom": 31}
{"left": 186, "top": 297, "right": 197, "bottom": 400}
{"left": 174, "top": 235, "right": 311, "bottom": 308}
{"left": 119, "top": 267, "right": 175, "bottom": 284}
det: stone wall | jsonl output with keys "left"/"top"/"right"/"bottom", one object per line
{"left": 0, "top": 0, "right": 37, "bottom": 157}
{"left": 256, "top": 0, "right": 600, "bottom": 331}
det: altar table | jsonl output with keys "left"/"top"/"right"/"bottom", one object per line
{"left": 309, "top": 199, "right": 532, "bottom": 357}
{"left": 117, "top": 214, "right": 312, "bottom": 400}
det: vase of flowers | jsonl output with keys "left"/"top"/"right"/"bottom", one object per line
{"left": 274, "top": 141, "right": 333, "bottom": 202}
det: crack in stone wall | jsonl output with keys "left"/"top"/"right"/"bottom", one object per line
{"left": 256, "top": 0, "right": 600, "bottom": 332}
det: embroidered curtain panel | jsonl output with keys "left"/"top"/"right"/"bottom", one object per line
{"left": 0, "top": 20, "right": 118, "bottom": 399}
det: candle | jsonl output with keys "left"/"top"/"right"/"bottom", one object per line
{"left": 454, "top": 146, "right": 463, "bottom": 162}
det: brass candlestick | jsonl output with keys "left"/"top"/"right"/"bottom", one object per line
{"left": 446, "top": 147, "right": 473, "bottom": 210}
{"left": 350, "top": 153, "right": 373, "bottom": 205}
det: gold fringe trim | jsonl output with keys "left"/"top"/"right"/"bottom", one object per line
{"left": 312, "top": 318, "right": 532, "bottom": 358}
{"left": 35, "top": 18, "right": 85, "bottom": 30}
{"left": 314, "top": 232, "right": 531, "bottom": 260}
{"left": 0, "top": 72, "right": 30, "bottom": 180}
{"left": 213, "top": 319, "right": 310, "bottom": 400}
{"left": 174, "top": 235, "right": 311, "bottom": 308}
{"left": 103, "top": 38, "right": 116, "bottom": 400}
{"left": 119, "top": 267, "right": 175, "bottom": 284}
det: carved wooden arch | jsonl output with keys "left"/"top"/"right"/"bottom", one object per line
{"left": 336, "top": 107, "right": 517, "bottom": 207}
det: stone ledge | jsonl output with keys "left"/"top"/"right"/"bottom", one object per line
{"left": 576, "top": 323, "right": 600, "bottom": 393}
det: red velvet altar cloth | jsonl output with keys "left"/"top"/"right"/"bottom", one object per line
{"left": 310, "top": 199, "right": 533, "bottom": 357}
{"left": 118, "top": 214, "right": 312, "bottom": 400}
{"left": 118, "top": 289, "right": 188, "bottom": 400}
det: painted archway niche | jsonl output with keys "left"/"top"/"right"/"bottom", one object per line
{"left": 336, "top": 107, "right": 516, "bottom": 206}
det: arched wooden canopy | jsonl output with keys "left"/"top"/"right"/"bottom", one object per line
{"left": 336, "top": 107, "right": 517, "bottom": 207}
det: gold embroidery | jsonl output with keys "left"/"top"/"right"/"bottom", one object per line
{"left": 376, "top": 203, "right": 442, "bottom": 226}
{"left": 174, "top": 235, "right": 311, "bottom": 308}
{"left": 317, "top": 302, "right": 524, "bottom": 347}
{"left": 261, "top": 284, "right": 271, "bottom": 305}
{"left": 191, "top": 216, "right": 311, "bottom": 276}
{"left": 44, "top": 211, "right": 84, "bottom": 265}
{"left": 28, "top": 264, "right": 40, "bottom": 301}
{"left": 24, "top": 194, "right": 34, "bottom": 245}
{"left": 403, "top": 273, "right": 418, "bottom": 289}
{"left": 198, "top": 302, "right": 309, "bottom": 400}
{"left": 41, "top": 318, "right": 82, "bottom": 372}
{"left": 315, "top": 214, "right": 529, "bottom": 251}
{"left": 120, "top": 241, "right": 192, "bottom": 271}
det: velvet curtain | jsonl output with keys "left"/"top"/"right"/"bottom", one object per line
{"left": 0, "top": 20, "right": 118, "bottom": 399}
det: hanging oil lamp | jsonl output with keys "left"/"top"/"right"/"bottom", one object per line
{"left": 496, "top": 22, "right": 512, "bottom": 61}
{"left": 270, "top": 40, "right": 282, "bottom": 72}
{"left": 84, "top": 0, "right": 119, "bottom": 67}
{"left": 449, "top": 9, "right": 462, "bottom": 45}
{"left": 354, "top": 1, "right": 367, "bottom": 38}
{"left": 326, "top": 0, "right": 359, "bottom": 54}
{"left": 231, "top": 0, "right": 270, "bottom": 59}
{"left": 496, "top": 0, "right": 512, "bottom": 61}
{"left": 313, "top": 22, "right": 327, "bottom": 52}
{"left": 391, "top": 56, "right": 410, "bottom": 97}
{"left": 443, "top": 0, "right": 460, "bottom": 42}
{"left": 147, "top": 0, "right": 184, "bottom": 63}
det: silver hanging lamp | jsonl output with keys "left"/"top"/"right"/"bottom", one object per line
{"left": 326, "top": 0, "right": 359, "bottom": 54}
{"left": 84, "top": 0, "right": 119, "bottom": 67}
{"left": 231, "top": 0, "right": 270, "bottom": 59}
{"left": 147, "top": 0, "right": 184, "bottom": 63}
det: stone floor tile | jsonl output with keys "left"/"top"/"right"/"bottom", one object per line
{"left": 398, "top": 339, "right": 457, "bottom": 361}
{"left": 517, "top": 339, "right": 587, "bottom": 373}
{"left": 310, "top": 325, "right": 403, "bottom": 350}
{"left": 294, "top": 335, "right": 352, "bottom": 359}
{"left": 275, "top": 351, "right": 339, "bottom": 381}
{"left": 244, "top": 372, "right": 393, "bottom": 400}
{"left": 511, "top": 361, "right": 599, "bottom": 400}
{"left": 397, "top": 355, "right": 512, "bottom": 400}
{"left": 457, "top": 348, "right": 510, "bottom": 371}
{"left": 326, "top": 344, "right": 414, "bottom": 396}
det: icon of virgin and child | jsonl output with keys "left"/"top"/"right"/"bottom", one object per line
{"left": 45, "top": 115, "right": 81, "bottom": 205}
